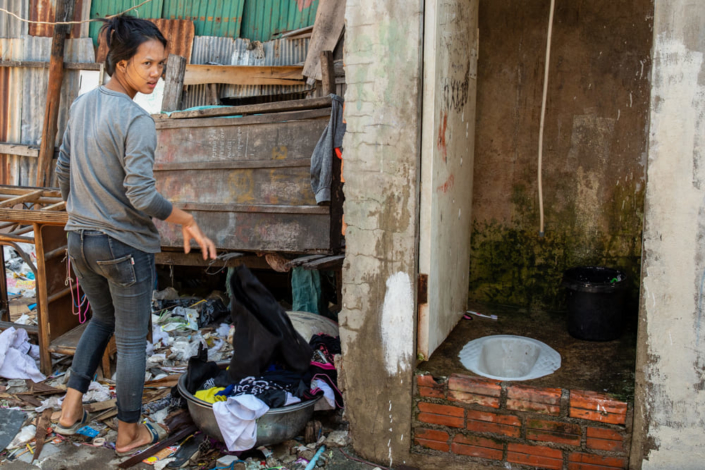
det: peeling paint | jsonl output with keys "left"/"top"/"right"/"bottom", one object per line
{"left": 381, "top": 271, "right": 414, "bottom": 376}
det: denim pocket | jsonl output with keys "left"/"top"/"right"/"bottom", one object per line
{"left": 68, "top": 255, "right": 84, "bottom": 281}
{"left": 97, "top": 255, "right": 137, "bottom": 287}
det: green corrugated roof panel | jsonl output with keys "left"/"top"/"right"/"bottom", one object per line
{"left": 162, "top": 0, "right": 244, "bottom": 38}
{"left": 240, "top": 0, "right": 319, "bottom": 42}
{"left": 89, "top": 0, "right": 165, "bottom": 46}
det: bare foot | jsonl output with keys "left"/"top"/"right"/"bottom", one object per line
{"left": 58, "top": 407, "right": 84, "bottom": 428}
{"left": 115, "top": 423, "right": 154, "bottom": 454}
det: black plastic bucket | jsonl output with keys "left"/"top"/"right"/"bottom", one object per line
{"left": 561, "top": 266, "right": 627, "bottom": 341}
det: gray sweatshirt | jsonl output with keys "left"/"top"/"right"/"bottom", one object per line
{"left": 56, "top": 86, "right": 173, "bottom": 253}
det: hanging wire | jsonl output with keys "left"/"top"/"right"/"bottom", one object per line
{"left": 0, "top": 0, "right": 157, "bottom": 26}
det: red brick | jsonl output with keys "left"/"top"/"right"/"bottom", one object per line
{"left": 415, "top": 438, "right": 450, "bottom": 452}
{"left": 507, "top": 384, "right": 562, "bottom": 405}
{"left": 569, "top": 408, "right": 626, "bottom": 425}
{"left": 586, "top": 427, "right": 623, "bottom": 440}
{"left": 452, "top": 443, "right": 503, "bottom": 460}
{"left": 448, "top": 390, "right": 500, "bottom": 408}
{"left": 418, "top": 402, "right": 464, "bottom": 417}
{"left": 418, "top": 413, "right": 464, "bottom": 428}
{"left": 526, "top": 420, "right": 581, "bottom": 445}
{"left": 507, "top": 443, "right": 563, "bottom": 470}
{"left": 451, "top": 434, "right": 504, "bottom": 460}
{"left": 569, "top": 452, "right": 627, "bottom": 468}
{"left": 419, "top": 386, "right": 445, "bottom": 399}
{"left": 507, "top": 398, "right": 561, "bottom": 415}
{"left": 415, "top": 428, "right": 450, "bottom": 442}
{"left": 417, "top": 374, "right": 441, "bottom": 388}
{"left": 453, "top": 434, "right": 503, "bottom": 450}
{"left": 508, "top": 443, "right": 562, "bottom": 459}
{"left": 570, "top": 391, "right": 628, "bottom": 414}
{"left": 466, "top": 410, "right": 521, "bottom": 437}
{"left": 585, "top": 427, "right": 626, "bottom": 453}
{"left": 448, "top": 374, "right": 501, "bottom": 397}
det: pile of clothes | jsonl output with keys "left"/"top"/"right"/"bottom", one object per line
{"left": 181, "top": 266, "right": 343, "bottom": 452}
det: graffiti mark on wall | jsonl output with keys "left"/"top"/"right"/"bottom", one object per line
{"left": 441, "top": 64, "right": 470, "bottom": 113}
{"left": 436, "top": 174, "right": 455, "bottom": 194}
{"left": 437, "top": 112, "right": 448, "bottom": 162}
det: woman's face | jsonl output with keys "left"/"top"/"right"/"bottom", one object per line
{"left": 117, "top": 39, "right": 167, "bottom": 96}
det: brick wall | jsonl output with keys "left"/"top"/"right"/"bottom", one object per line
{"left": 414, "top": 373, "right": 632, "bottom": 469}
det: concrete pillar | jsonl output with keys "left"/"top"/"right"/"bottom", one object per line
{"left": 339, "top": 0, "right": 424, "bottom": 466}
{"left": 632, "top": 1, "right": 705, "bottom": 468}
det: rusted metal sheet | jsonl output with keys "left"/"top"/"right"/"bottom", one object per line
{"left": 28, "top": 0, "right": 89, "bottom": 38}
{"left": 182, "top": 36, "right": 311, "bottom": 108}
{"left": 162, "top": 0, "right": 245, "bottom": 38}
{"left": 0, "top": 0, "right": 28, "bottom": 37}
{"left": 153, "top": 108, "right": 332, "bottom": 253}
{"left": 240, "top": 0, "right": 319, "bottom": 42}
{"left": 88, "top": 0, "right": 165, "bottom": 46}
{"left": 0, "top": 37, "right": 94, "bottom": 187}
{"left": 96, "top": 19, "right": 195, "bottom": 64}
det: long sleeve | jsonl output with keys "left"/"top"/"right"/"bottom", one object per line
{"left": 56, "top": 122, "right": 72, "bottom": 201}
{"left": 122, "top": 115, "right": 173, "bottom": 220}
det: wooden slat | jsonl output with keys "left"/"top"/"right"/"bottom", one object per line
{"left": 183, "top": 64, "right": 304, "bottom": 86}
{"left": 44, "top": 245, "right": 67, "bottom": 261}
{"left": 41, "top": 201, "right": 65, "bottom": 211}
{"left": 47, "top": 287, "right": 71, "bottom": 304}
{"left": 153, "top": 158, "right": 311, "bottom": 172}
{"left": 321, "top": 50, "right": 335, "bottom": 96}
{"left": 288, "top": 254, "right": 327, "bottom": 267}
{"left": 155, "top": 251, "right": 269, "bottom": 269}
{"left": 162, "top": 96, "right": 332, "bottom": 120}
{"left": 0, "top": 320, "right": 38, "bottom": 335}
{"left": 161, "top": 54, "right": 186, "bottom": 113}
{"left": 0, "top": 60, "right": 101, "bottom": 70}
{"left": 0, "top": 143, "right": 39, "bottom": 157}
{"left": 7, "top": 226, "right": 34, "bottom": 236}
{"left": 155, "top": 108, "right": 331, "bottom": 130}
{"left": 173, "top": 203, "right": 328, "bottom": 215}
{"left": 302, "top": 0, "right": 346, "bottom": 82}
{"left": 0, "top": 190, "right": 45, "bottom": 208}
{"left": 0, "top": 209, "right": 68, "bottom": 225}
{"left": 0, "top": 186, "right": 61, "bottom": 198}
{"left": 48, "top": 322, "right": 86, "bottom": 355}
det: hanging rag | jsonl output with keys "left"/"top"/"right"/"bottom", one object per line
{"left": 227, "top": 266, "right": 313, "bottom": 382}
{"left": 212, "top": 394, "right": 269, "bottom": 452}
{"left": 310, "top": 94, "right": 346, "bottom": 204}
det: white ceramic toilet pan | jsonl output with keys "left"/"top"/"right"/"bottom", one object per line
{"left": 458, "top": 335, "right": 561, "bottom": 381}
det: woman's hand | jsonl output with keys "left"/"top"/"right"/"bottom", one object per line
{"left": 165, "top": 207, "right": 217, "bottom": 260}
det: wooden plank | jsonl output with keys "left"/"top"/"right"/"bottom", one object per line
{"left": 0, "top": 190, "right": 44, "bottom": 208}
{"left": 0, "top": 143, "right": 39, "bottom": 157}
{"left": 37, "top": 0, "right": 75, "bottom": 187}
{"left": 41, "top": 201, "right": 65, "bottom": 211}
{"left": 172, "top": 203, "right": 328, "bottom": 215}
{"left": 7, "top": 226, "right": 34, "bottom": 236}
{"left": 155, "top": 251, "right": 269, "bottom": 269}
{"left": 0, "top": 186, "right": 61, "bottom": 198}
{"left": 280, "top": 25, "right": 314, "bottom": 38}
{"left": 0, "top": 60, "right": 101, "bottom": 70}
{"left": 47, "top": 287, "right": 71, "bottom": 304}
{"left": 288, "top": 254, "right": 326, "bottom": 267}
{"left": 302, "top": 254, "right": 345, "bottom": 270}
{"left": 183, "top": 64, "right": 304, "bottom": 86}
{"left": 161, "top": 54, "right": 187, "bottom": 113}
{"left": 33, "top": 223, "right": 51, "bottom": 375}
{"left": 48, "top": 322, "right": 86, "bottom": 355}
{"left": 0, "top": 321, "right": 39, "bottom": 335}
{"left": 155, "top": 108, "right": 331, "bottom": 130}
{"left": 320, "top": 51, "right": 335, "bottom": 96}
{"left": 153, "top": 158, "right": 311, "bottom": 172}
{"left": 144, "top": 375, "right": 180, "bottom": 388}
{"left": 85, "top": 399, "right": 117, "bottom": 413}
{"left": 0, "top": 209, "right": 68, "bottom": 225}
{"left": 303, "top": 0, "right": 347, "bottom": 82}
{"left": 163, "top": 96, "right": 332, "bottom": 120}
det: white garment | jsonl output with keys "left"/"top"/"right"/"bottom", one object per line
{"left": 312, "top": 379, "right": 335, "bottom": 411}
{"left": 0, "top": 327, "right": 45, "bottom": 382}
{"left": 285, "top": 392, "right": 301, "bottom": 406}
{"left": 213, "top": 394, "right": 269, "bottom": 451}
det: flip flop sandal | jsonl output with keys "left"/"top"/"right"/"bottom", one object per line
{"left": 115, "top": 420, "right": 168, "bottom": 457}
{"left": 166, "top": 433, "right": 202, "bottom": 468}
{"left": 54, "top": 409, "right": 89, "bottom": 436}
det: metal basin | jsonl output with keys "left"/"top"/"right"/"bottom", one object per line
{"left": 178, "top": 370, "right": 320, "bottom": 447}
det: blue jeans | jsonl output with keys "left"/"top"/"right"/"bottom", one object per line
{"left": 66, "top": 230, "right": 154, "bottom": 423}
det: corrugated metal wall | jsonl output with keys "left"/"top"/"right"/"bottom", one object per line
{"left": 182, "top": 36, "right": 311, "bottom": 108}
{"left": 88, "top": 0, "right": 316, "bottom": 43}
{"left": 240, "top": 0, "right": 318, "bottom": 42}
{"left": 0, "top": 37, "right": 94, "bottom": 186}
{"left": 28, "top": 0, "right": 91, "bottom": 38}
{"left": 0, "top": 0, "right": 28, "bottom": 37}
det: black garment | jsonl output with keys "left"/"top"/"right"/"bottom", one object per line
{"left": 228, "top": 266, "right": 313, "bottom": 381}
{"left": 184, "top": 343, "right": 220, "bottom": 394}
{"left": 309, "top": 334, "right": 341, "bottom": 363}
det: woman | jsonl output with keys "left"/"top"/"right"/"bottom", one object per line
{"left": 54, "top": 15, "right": 216, "bottom": 455}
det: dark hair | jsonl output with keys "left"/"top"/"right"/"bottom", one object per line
{"left": 99, "top": 15, "right": 167, "bottom": 76}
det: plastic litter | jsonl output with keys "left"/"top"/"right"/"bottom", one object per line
{"left": 35, "top": 396, "right": 64, "bottom": 412}
{"left": 8, "top": 425, "right": 36, "bottom": 449}
{"left": 465, "top": 310, "right": 498, "bottom": 320}
{"left": 76, "top": 426, "right": 100, "bottom": 438}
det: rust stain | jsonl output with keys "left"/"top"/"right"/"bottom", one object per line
{"left": 96, "top": 19, "right": 195, "bottom": 63}
{"left": 29, "top": 0, "right": 84, "bottom": 38}
{"left": 436, "top": 174, "right": 455, "bottom": 194}
{"left": 437, "top": 111, "right": 448, "bottom": 162}
{"left": 295, "top": 0, "right": 315, "bottom": 12}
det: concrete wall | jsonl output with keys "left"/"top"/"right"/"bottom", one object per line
{"left": 339, "top": 0, "right": 424, "bottom": 466}
{"left": 469, "top": 0, "right": 653, "bottom": 310}
{"left": 631, "top": 0, "right": 705, "bottom": 468}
